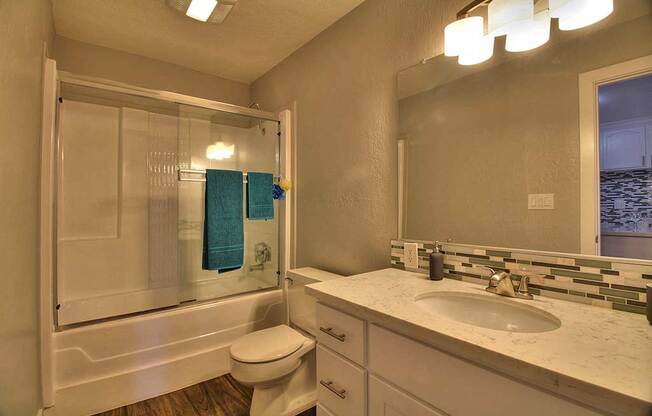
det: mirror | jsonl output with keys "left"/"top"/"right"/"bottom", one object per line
{"left": 397, "top": 1, "right": 652, "bottom": 260}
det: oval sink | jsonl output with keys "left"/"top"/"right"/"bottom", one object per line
{"left": 415, "top": 291, "right": 561, "bottom": 333}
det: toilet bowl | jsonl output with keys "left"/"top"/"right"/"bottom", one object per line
{"left": 229, "top": 267, "right": 342, "bottom": 416}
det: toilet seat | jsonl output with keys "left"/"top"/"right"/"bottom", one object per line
{"left": 229, "top": 325, "right": 316, "bottom": 386}
{"left": 231, "top": 325, "right": 307, "bottom": 363}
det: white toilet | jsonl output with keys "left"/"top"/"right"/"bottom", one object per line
{"left": 230, "top": 267, "right": 342, "bottom": 416}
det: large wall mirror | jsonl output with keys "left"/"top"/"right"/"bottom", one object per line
{"left": 397, "top": 0, "right": 652, "bottom": 260}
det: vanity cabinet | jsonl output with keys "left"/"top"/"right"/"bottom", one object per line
{"left": 315, "top": 303, "right": 606, "bottom": 416}
{"left": 368, "top": 375, "right": 446, "bottom": 416}
{"left": 600, "top": 120, "right": 652, "bottom": 171}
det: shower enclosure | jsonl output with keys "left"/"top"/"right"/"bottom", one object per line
{"left": 53, "top": 74, "right": 283, "bottom": 326}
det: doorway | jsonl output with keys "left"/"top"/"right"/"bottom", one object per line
{"left": 597, "top": 73, "right": 652, "bottom": 259}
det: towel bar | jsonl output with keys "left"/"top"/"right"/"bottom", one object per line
{"left": 177, "top": 168, "right": 280, "bottom": 183}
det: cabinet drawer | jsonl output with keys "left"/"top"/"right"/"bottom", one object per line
{"left": 369, "top": 324, "right": 602, "bottom": 416}
{"left": 316, "top": 404, "right": 335, "bottom": 416}
{"left": 369, "top": 375, "right": 447, "bottom": 416}
{"left": 317, "top": 345, "right": 365, "bottom": 416}
{"left": 316, "top": 303, "right": 365, "bottom": 365}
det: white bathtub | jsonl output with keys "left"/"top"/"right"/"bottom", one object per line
{"left": 44, "top": 289, "right": 284, "bottom": 416}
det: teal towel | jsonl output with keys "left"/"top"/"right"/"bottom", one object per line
{"left": 247, "top": 172, "right": 274, "bottom": 220}
{"left": 202, "top": 169, "right": 244, "bottom": 273}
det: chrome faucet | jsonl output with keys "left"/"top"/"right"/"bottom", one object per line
{"left": 481, "top": 267, "right": 534, "bottom": 300}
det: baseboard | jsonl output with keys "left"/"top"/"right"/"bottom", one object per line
{"left": 43, "top": 345, "right": 231, "bottom": 416}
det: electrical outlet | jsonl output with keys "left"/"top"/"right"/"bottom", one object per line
{"left": 404, "top": 242, "right": 419, "bottom": 269}
{"left": 528, "top": 193, "right": 555, "bottom": 210}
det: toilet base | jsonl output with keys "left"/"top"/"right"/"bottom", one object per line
{"left": 249, "top": 349, "right": 316, "bottom": 416}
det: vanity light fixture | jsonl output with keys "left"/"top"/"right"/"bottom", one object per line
{"left": 549, "top": 0, "right": 614, "bottom": 31}
{"left": 444, "top": 0, "right": 613, "bottom": 65}
{"left": 488, "top": 0, "right": 533, "bottom": 37}
{"left": 459, "top": 34, "right": 495, "bottom": 66}
{"left": 505, "top": 9, "right": 551, "bottom": 52}
{"left": 444, "top": 16, "right": 485, "bottom": 58}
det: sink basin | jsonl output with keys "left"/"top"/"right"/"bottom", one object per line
{"left": 415, "top": 291, "right": 561, "bottom": 333}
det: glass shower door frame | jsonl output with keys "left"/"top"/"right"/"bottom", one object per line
{"left": 51, "top": 71, "right": 286, "bottom": 327}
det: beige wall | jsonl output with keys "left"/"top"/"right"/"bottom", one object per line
{"left": 251, "top": 0, "right": 468, "bottom": 275}
{"left": 399, "top": 12, "right": 652, "bottom": 254}
{"left": 54, "top": 36, "right": 250, "bottom": 107}
{"left": 0, "top": 0, "right": 54, "bottom": 414}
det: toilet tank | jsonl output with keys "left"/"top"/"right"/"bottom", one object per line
{"left": 286, "top": 267, "right": 342, "bottom": 336}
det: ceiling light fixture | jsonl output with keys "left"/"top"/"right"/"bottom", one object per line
{"left": 186, "top": 0, "right": 218, "bottom": 22}
{"left": 549, "top": 0, "right": 614, "bottom": 31}
{"left": 444, "top": 0, "right": 614, "bottom": 66}
{"left": 167, "top": 0, "right": 238, "bottom": 24}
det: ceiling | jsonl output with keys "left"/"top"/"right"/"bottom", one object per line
{"left": 52, "top": 0, "right": 365, "bottom": 83}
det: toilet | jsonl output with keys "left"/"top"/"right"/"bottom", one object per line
{"left": 230, "top": 267, "right": 342, "bottom": 416}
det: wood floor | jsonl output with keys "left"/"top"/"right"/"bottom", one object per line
{"left": 93, "top": 374, "right": 316, "bottom": 416}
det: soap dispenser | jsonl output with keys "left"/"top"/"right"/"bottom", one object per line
{"left": 429, "top": 241, "right": 444, "bottom": 281}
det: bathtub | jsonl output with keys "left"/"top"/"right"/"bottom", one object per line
{"left": 44, "top": 289, "right": 284, "bottom": 416}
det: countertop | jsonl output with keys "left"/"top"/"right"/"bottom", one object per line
{"left": 306, "top": 268, "right": 652, "bottom": 416}
{"left": 602, "top": 231, "right": 652, "bottom": 238}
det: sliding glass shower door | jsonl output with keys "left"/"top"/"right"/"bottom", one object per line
{"left": 176, "top": 104, "right": 280, "bottom": 304}
{"left": 55, "top": 82, "right": 280, "bottom": 326}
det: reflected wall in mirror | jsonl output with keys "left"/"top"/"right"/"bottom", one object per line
{"left": 397, "top": 0, "right": 652, "bottom": 260}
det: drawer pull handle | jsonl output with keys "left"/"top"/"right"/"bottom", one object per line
{"left": 320, "top": 379, "right": 347, "bottom": 399}
{"left": 319, "top": 327, "right": 346, "bottom": 342}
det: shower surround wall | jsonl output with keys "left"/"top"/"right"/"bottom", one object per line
{"left": 600, "top": 169, "right": 652, "bottom": 232}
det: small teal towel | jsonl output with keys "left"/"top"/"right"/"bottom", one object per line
{"left": 247, "top": 172, "right": 274, "bottom": 220}
{"left": 202, "top": 169, "right": 244, "bottom": 273}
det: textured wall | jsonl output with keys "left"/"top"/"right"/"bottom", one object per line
{"left": 251, "top": 0, "right": 468, "bottom": 275}
{"left": 54, "top": 36, "right": 251, "bottom": 107}
{"left": 399, "top": 13, "right": 652, "bottom": 254}
{"left": 0, "top": 0, "right": 54, "bottom": 414}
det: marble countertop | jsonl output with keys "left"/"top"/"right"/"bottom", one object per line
{"left": 306, "top": 268, "right": 652, "bottom": 416}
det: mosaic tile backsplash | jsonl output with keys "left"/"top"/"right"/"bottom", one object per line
{"left": 390, "top": 240, "right": 650, "bottom": 315}
{"left": 600, "top": 169, "right": 652, "bottom": 233}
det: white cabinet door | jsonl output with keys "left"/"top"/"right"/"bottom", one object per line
{"left": 316, "top": 345, "right": 366, "bottom": 416}
{"left": 600, "top": 124, "right": 647, "bottom": 170}
{"left": 369, "top": 375, "right": 446, "bottom": 416}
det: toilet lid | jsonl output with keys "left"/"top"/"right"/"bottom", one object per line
{"left": 230, "top": 325, "right": 307, "bottom": 363}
